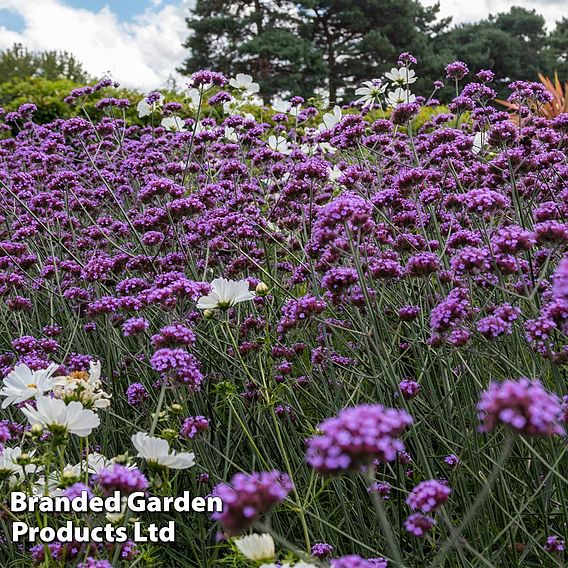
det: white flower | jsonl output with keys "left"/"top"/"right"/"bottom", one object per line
{"left": 384, "top": 67, "right": 417, "bottom": 85}
{"left": 289, "top": 104, "right": 302, "bottom": 118}
{"left": 137, "top": 93, "right": 164, "bottom": 117}
{"left": 355, "top": 80, "right": 386, "bottom": 106}
{"left": 235, "top": 533, "right": 275, "bottom": 561}
{"left": 21, "top": 397, "right": 100, "bottom": 437}
{"left": 0, "top": 447, "right": 27, "bottom": 475}
{"left": 319, "top": 105, "right": 342, "bottom": 131}
{"left": 186, "top": 88, "right": 201, "bottom": 110}
{"left": 52, "top": 361, "right": 111, "bottom": 410}
{"left": 131, "top": 432, "right": 195, "bottom": 469}
{"left": 0, "top": 363, "right": 59, "bottom": 408}
{"left": 267, "top": 135, "right": 292, "bottom": 155}
{"left": 272, "top": 100, "right": 289, "bottom": 114}
{"left": 224, "top": 126, "right": 239, "bottom": 142}
{"left": 328, "top": 165, "right": 343, "bottom": 182}
{"left": 161, "top": 116, "right": 187, "bottom": 132}
{"left": 386, "top": 88, "right": 416, "bottom": 107}
{"left": 229, "top": 73, "right": 260, "bottom": 94}
{"left": 196, "top": 277, "right": 255, "bottom": 310}
{"left": 472, "top": 131, "right": 487, "bottom": 154}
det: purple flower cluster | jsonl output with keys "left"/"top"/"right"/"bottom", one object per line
{"left": 180, "top": 415, "right": 209, "bottom": 439}
{"left": 406, "top": 479, "right": 451, "bottom": 513}
{"left": 331, "top": 555, "right": 388, "bottom": 567}
{"left": 306, "top": 404, "right": 413, "bottom": 474}
{"left": 211, "top": 470, "right": 293, "bottom": 535}
{"left": 95, "top": 464, "right": 149, "bottom": 496}
{"left": 477, "top": 378, "right": 565, "bottom": 436}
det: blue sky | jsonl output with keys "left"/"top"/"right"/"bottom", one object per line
{"left": 0, "top": 0, "right": 565, "bottom": 91}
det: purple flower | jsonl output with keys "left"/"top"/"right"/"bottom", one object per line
{"left": 96, "top": 464, "right": 149, "bottom": 496}
{"left": 180, "top": 415, "right": 209, "bottom": 439}
{"left": 552, "top": 256, "right": 568, "bottom": 301}
{"left": 544, "top": 535, "right": 565, "bottom": 552}
{"left": 404, "top": 513, "right": 436, "bottom": 536}
{"left": 445, "top": 61, "right": 469, "bottom": 80}
{"left": 306, "top": 404, "right": 413, "bottom": 474}
{"left": 64, "top": 483, "right": 93, "bottom": 502}
{"left": 150, "top": 348, "right": 203, "bottom": 390}
{"left": 122, "top": 317, "right": 149, "bottom": 337}
{"left": 444, "top": 454, "right": 459, "bottom": 467}
{"left": 399, "top": 380, "right": 420, "bottom": 400}
{"left": 407, "top": 479, "right": 451, "bottom": 512}
{"left": 332, "top": 555, "right": 388, "bottom": 567}
{"left": 477, "top": 378, "right": 565, "bottom": 436}
{"left": 125, "top": 383, "right": 149, "bottom": 406}
{"left": 367, "top": 481, "right": 391, "bottom": 499}
{"left": 211, "top": 470, "right": 292, "bottom": 536}
{"left": 311, "top": 542, "right": 334, "bottom": 558}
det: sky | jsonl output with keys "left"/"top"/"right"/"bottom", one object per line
{"left": 0, "top": 0, "right": 565, "bottom": 92}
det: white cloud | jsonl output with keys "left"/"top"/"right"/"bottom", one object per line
{"left": 0, "top": 0, "right": 194, "bottom": 91}
{"left": 422, "top": 0, "right": 564, "bottom": 29}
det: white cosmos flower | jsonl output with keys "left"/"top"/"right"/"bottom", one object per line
{"left": 224, "top": 126, "right": 239, "bottom": 142}
{"left": 186, "top": 87, "right": 201, "bottom": 110}
{"left": 328, "top": 165, "right": 343, "bottom": 182}
{"left": 235, "top": 533, "right": 275, "bottom": 561}
{"left": 0, "top": 363, "right": 59, "bottom": 408}
{"left": 161, "top": 116, "right": 187, "bottom": 132}
{"left": 229, "top": 73, "right": 260, "bottom": 94}
{"left": 267, "top": 135, "right": 292, "bottom": 155}
{"left": 197, "top": 277, "right": 255, "bottom": 310}
{"left": 472, "top": 131, "right": 487, "bottom": 154}
{"left": 131, "top": 432, "right": 195, "bottom": 470}
{"left": 384, "top": 67, "right": 417, "bottom": 85}
{"left": 355, "top": 80, "right": 386, "bottom": 106}
{"left": 21, "top": 397, "right": 100, "bottom": 437}
{"left": 0, "top": 447, "right": 30, "bottom": 475}
{"left": 386, "top": 88, "right": 416, "bottom": 107}
{"left": 52, "top": 361, "right": 111, "bottom": 410}
{"left": 319, "top": 105, "right": 342, "bottom": 131}
{"left": 137, "top": 93, "right": 164, "bottom": 117}
{"left": 272, "top": 100, "right": 289, "bottom": 114}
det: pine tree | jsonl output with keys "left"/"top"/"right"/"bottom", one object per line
{"left": 178, "top": 0, "right": 326, "bottom": 100}
{"left": 300, "top": 0, "right": 450, "bottom": 102}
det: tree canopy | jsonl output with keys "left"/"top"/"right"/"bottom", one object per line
{"left": 179, "top": 3, "right": 566, "bottom": 101}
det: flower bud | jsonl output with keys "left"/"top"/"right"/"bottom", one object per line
{"left": 30, "top": 424, "right": 43, "bottom": 436}
{"left": 203, "top": 309, "right": 215, "bottom": 319}
{"left": 255, "top": 282, "right": 269, "bottom": 296}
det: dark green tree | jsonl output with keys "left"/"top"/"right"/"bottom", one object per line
{"left": 178, "top": 0, "right": 326, "bottom": 100}
{"left": 442, "top": 7, "right": 553, "bottom": 97}
{"left": 0, "top": 44, "right": 89, "bottom": 84}
{"left": 548, "top": 18, "right": 568, "bottom": 78}
{"left": 301, "top": 0, "right": 450, "bottom": 102}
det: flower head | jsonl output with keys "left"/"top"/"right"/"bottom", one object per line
{"left": 229, "top": 73, "right": 260, "bottom": 95}
{"left": 0, "top": 363, "right": 59, "bottom": 408}
{"left": 196, "top": 278, "right": 255, "bottom": 310}
{"left": 234, "top": 533, "right": 275, "bottom": 561}
{"left": 477, "top": 378, "right": 565, "bottom": 437}
{"left": 131, "top": 432, "right": 195, "bottom": 469}
{"left": 21, "top": 397, "right": 100, "bottom": 437}
{"left": 211, "top": 470, "right": 292, "bottom": 536}
{"left": 306, "top": 404, "right": 413, "bottom": 474}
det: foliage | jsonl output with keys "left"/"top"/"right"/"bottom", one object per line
{"left": 496, "top": 72, "right": 568, "bottom": 121}
{"left": 179, "top": 0, "right": 326, "bottom": 100}
{"left": 0, "top": 43, "right": 89, "bottom": 84}
{"left": 0, "top": 60, "right": 566, "bottom": 567}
